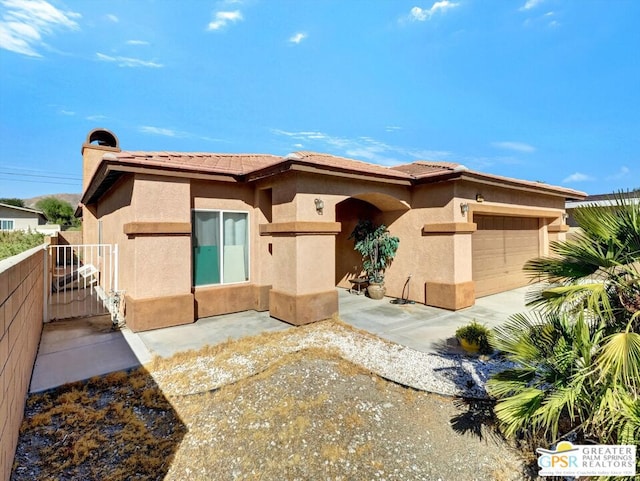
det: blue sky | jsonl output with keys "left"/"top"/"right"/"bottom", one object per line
{"left": 1, "top": 0, "right": 639, "bottom": 199}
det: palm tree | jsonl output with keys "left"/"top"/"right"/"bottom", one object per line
{"left": 524, "top": 192, "right": 640, "bottom": 330}
{"left": 488, "top": 311, "right": 600, "bottom": 439}
{"left": 487, "top": 192, "right": 640, "bottom": 478}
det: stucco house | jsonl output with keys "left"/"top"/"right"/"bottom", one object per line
{"left": 80, "top": 129, "right": 585, "bottom": 332}
{"left": 0, "top": 203, "right": 48, "bottom": 232}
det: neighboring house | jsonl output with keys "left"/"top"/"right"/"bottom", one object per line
{"left": 565, "top": 191, "right": 640, "bottom": 227}
{"left": 80, "top": 129, "right": 585, "bottom": 332}
{"left": 0, "top": 203, "right": 49, "bottom": 232}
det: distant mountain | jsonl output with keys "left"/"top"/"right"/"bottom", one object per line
{"left": 24, "top": 193, "right": 81, "bottom": 209}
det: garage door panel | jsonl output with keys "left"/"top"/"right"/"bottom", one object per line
{"left": 473, "top": 215, "right": 539, "bottom": 297}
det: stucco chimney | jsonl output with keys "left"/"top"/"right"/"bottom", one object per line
{"left": 81, "top": 129, "right": 121, "bottom": 192}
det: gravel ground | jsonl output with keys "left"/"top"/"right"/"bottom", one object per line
{"left": 13, "top": 319, "right": 531, "bottom": 480}
{"left": 164, "top": 351, "right": 527, "bottom": 480}
{"left": 148, "top": 319, "right": 515, "bottom": 399}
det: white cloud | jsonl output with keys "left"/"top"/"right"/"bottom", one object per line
{"left": 59, "top": 109, "right": 74, "bottom": 115}
{"left": 491, "top": 141, "right": 536, "bottom": 153}
{"left": 86, "top": 114, "right": 107, "bottom": 121}
{"left": 126, "top": 39, "right": 149, "bottom": 46}
{"left": 385, "top": 126, "right": 402, "bottom": 132}
{"left": 289, "top": 32, "right": 306, "bottom": 44}
{"left": 520, "top": 0, "right": 544, "bottom": 10}
{"left": 207, "top": 10, "right": 242, "bottom": 31}
{"left": 409, "top": 1, "right": 459, "bottom": 22}
{"left": 606, "top": 166, "right": 630, "bottom": 180}
{"left": 0, "top": 0, "right": 80, "bottom": 57}
{"left": 139, "top": 126, "right": 179, "bottom": 137}
{"left": 563, "top": 172, "right": 594, "bottom": 183}
{"left": 273, "top": 129, "right": 451, "bottom": 166}
{"left": 96, "top": 52, "right": 163, "bottom": 68}
{"left": 139, "top": 125, "right": 221, "bottom": 142}
{"left": 106, "top": 14, "right": 118, "bottom": 23}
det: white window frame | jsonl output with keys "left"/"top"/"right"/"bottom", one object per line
{"left": 192, "top": 209, "right": 250, "bottom": 287}
{"left": 0, "top": 219, "right": 15, "bottom": 231}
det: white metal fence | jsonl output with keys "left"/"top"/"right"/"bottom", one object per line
{"left": 45, "top": 244, "right": 119, "bottom": 322}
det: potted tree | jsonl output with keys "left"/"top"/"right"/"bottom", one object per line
{"left": 349, "top": 220, "right": 400, "bottom": 300}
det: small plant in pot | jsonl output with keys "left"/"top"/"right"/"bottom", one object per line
{"left": 349, "top": 219, "right": 400, "bottom": 300}
{"left": 455, "top": 320, "right": 493, "bottom": 355}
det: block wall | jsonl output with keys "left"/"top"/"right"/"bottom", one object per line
{"left": 0, "top": 246, "right": 45, "bottom": 481}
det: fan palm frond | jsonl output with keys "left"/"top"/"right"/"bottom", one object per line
{"left": 596, "top": 330, "right": 640, "bottom": 391}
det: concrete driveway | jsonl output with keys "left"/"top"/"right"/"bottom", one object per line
{"left": 29, "top": 286, "right": 533, "bottom": 392}
{"left": 338, "top": 286, "right": 532, "bottom": 353}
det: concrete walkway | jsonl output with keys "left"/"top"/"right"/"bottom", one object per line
{"left": 339, "top": 286, "right": 531, "bottom": 353}
{"left": 29, "top": 286, "right": 532, "bottom": 393}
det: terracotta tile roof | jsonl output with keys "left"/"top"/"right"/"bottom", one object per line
{"left": 390, "top": 161, "right": 465, "bottom": 178}
{"left": 391, "top": 160, "right": 584, "bottom": 198}
{"left": 115, "top": 151, "right": 283, "bottom": 176}
{"left": 286, "top": 151, "right": 411, "bottom": 179}
{"left": 86, "top": 149, "right": 584, "bottom": 203}
{"left": 461, "top": 170, "right": 585, "bottom": 198}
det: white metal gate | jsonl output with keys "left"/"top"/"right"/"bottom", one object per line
{"left": 45, "top": 244, "right": 120, "bottom": 322}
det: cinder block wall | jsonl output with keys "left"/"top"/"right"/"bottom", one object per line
{"left": 0, "top": 246, "right": 45, "bottom": 481}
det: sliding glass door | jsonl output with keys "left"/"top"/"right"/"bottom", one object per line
{"left": 192, "top": 210, "right": 248, "bottom": 286}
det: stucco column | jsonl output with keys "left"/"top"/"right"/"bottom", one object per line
{"left": 124, "top": 175, "right": 194, "bottom": 331}
{"left": 421, "top": 223, "right": 476, "bottom": 310}
{"left": 261, "top": 222, "right": 341, "bottom": 325}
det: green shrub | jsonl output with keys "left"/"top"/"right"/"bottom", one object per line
{"left": 455, "top": 321, "right": 493, "bottom": 354}
{"left": 0, "top": 230, "right": 45, "bottom": 260}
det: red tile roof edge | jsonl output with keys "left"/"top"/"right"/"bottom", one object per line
{"left": 460, "top": 170, "right": 586, "bottom": 199}
{"left": 85, "top": 150, "right": 586, "bottom": 201}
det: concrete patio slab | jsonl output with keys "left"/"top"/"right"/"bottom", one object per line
{"left": 136, "top": 310, "right": 292, "bottom": 359}
{"left": 28, "top": 285, "right": 534, "bottom": 392}
{"left": 29, "top": 316, "right": 142, "bottom": 393}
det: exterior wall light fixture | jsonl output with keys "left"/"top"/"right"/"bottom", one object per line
{"left": 476, "top": 193, "right": 484, "bottom": 203}
{"left": 460, "top": 202, "right": 469, "bottom": 216}
{"left": 314, "top": 198, "right": 324, "bottom": 215}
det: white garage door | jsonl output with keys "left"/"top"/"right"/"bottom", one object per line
{"left": 473, "top": 215, "right": 540, "bottom": 297}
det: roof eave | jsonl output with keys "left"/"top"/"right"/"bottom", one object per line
{"left": 461, "top": 172, "right": 586, "bottom": 199}
{"left": 244, "top": 158, "right": 413, "bottom": 185}
{"left": 81, "top": 158, "right": 241, "bottom": 205}
{"left": 0, "top": 203, "right": 46, "bottom": 215}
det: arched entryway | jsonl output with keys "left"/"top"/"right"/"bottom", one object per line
{"left": 334, "top": 193, "right": 409, "bottom": 289}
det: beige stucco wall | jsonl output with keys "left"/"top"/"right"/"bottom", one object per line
{"left": 95, "top": 175, "right": 134, "bottom": 295}
{"left": 128, "top": 176, "right": 191, "bottom": 299}
{"left": 333, "top": 178, "right": 568, "bottom": 307}
{"left": 0, "top": 246, "right": 45, "bottom": 480}
{"left": 332, "top": 181, "right": 463, "bottom": 304}
{"left": 93, "top": 174, "right": 193, "bottom": 300}
{"left": 254, "top": 187, "right": 274, "bottom": 289}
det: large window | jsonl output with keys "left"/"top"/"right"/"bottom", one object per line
{"left": 192, "top": 210, "right": 249, "bottom": 286}
{"left": 0, "top": 219, "right": 14, "bottom": 231}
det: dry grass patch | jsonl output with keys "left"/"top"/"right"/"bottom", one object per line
{"left": 13, "top": 368, "right": 185, "bottom": 480}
